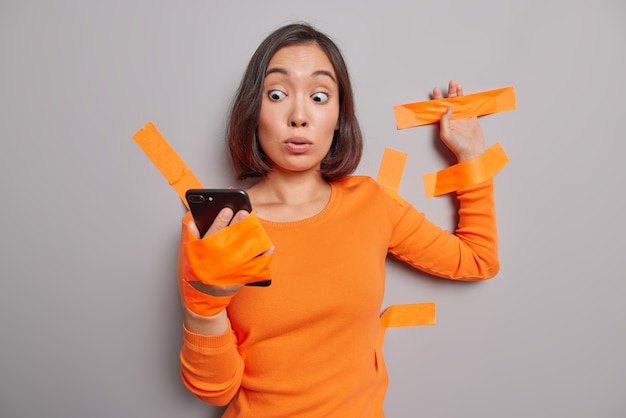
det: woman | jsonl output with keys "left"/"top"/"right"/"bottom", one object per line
{"left": 178, "top": 23, "right": 499, "bottom": 417}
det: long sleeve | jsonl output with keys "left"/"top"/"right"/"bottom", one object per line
{"left": 179, "top": 318, "right": 244, "bottom": 405}
{"left": 177, "top": 212, "right": 245, "bottom": 406}
{"left": 388, "top": 179, "right": 499, "bottom": 280}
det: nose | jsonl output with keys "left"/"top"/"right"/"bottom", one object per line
{"left": 289, "top": 99, "right": 308, "bottom": 127}
{"left": 290, "top": 119, "right": 307, "bottom": 127}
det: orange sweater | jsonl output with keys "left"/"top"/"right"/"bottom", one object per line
{"left": 180, "top": 176, "right": 499, "bottom": 417}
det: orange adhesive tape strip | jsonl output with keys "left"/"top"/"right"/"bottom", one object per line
{"left": 380, "top": 302, "right": 436, "bottom": 329}
{"left": 181, "top": 281, "right": 235, "bottom": 317}
{"left": 376, "top": 148, "right": 407, "bottom": 205}
{"left": 394, "top": 86, "right": 516, "bottom": 130}
{"left": 183, "top": 212, "right": 273, "bottom": 286}
{"left": 423, "top": 142, "right": 509, "bottom": 198}
{"left": 132, "top": 122, "right": 203, "bottom": 209}
{"left": 373, "top": 302, "right": 436, "bottom": 408}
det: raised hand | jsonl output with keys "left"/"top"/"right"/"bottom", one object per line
{"left": 433, "top": 80, "right": 486, "bottom": 162}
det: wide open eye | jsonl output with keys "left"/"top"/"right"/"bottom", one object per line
{"left": 311, "top": 92, "right": 329, "bottom": 103}
{"left": 268, "top": 90, "right": 286, "bottom": 101}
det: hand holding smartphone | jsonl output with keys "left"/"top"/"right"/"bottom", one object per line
{"left": 185, "top": 189, "right": 270, "bottom": 287}
{"left": 186, "top": 189, "right": 252, "bottom": 237}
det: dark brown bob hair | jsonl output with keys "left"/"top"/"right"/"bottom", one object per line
{"left": 227, "top": 23, "right": 363, "bottom": 182}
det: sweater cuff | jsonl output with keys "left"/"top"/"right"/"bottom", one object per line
{"left": 183, "top": 322, "right": 234, "bottom": 351}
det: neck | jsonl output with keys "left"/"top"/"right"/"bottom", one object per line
{"left": 247, "top": 171, "right": 332, "bottom": 222}
{"left": 262, "top": 170, "right": 329, "bottom": 203}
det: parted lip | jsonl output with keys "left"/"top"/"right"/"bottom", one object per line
{"left": 285, "top": 136, "right": 312, "bottom": 144}
{"left": 283, "top": 136, "right": 313, "bottom": 154}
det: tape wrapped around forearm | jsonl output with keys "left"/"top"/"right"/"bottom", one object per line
{"left": 183, "top": 212, "right": 273, "bottom": 286}
{"left": 423, "top": 142, "right": 509, "bottom": 197}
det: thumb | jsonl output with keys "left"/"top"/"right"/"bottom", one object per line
{"left": 203, "top": 207, "right": 235, "bottom": 238}
{"left": 440, "top": 106, "right": 452, "bottom": 138}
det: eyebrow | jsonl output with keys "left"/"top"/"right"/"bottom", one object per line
{"left": 265, "top": 67, "right": 337, "bottom": 83}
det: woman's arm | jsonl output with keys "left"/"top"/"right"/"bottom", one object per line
{"left": 177, "top": 208, "right": 271, "bottom": 404}
{"left": 388, "top": 81, "right": 499, "bottom": 280}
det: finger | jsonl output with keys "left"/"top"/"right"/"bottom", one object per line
{"left": 231, "top": 210, "right": 250, "bottom": 225}
{"left": 262, "top": 245, "right": 276, "bottom": 257}
{"left": 187, "top": 219, "right": 201, "bottom": 240}
{"left": 440, "top": 106, "right": 452, "bottom": 135}
{"left": 432, "top": 87, "right": 442, "bottom": 100}
{"left": 457, "top": 83, "right": 464, "bottom": 97}
{"left": 204, "top": 207, "right": 234, "bottom": 237}
{"left": 447, "top": 80, "right": 458, "bottom": 98}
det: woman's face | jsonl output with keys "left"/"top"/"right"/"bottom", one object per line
{"left": 257, "top": 43, "right": 340, "bottom": 177}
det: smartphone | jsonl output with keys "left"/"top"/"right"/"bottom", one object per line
{"left": 186, "top": 189, "right": 252, "bottom": 237}
{"left": 185, "top": 188, "right": 270, "bottom": 287}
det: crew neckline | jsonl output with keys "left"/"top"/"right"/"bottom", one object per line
{"left": 256, "top": 182, "right": 340, "bottom": 229}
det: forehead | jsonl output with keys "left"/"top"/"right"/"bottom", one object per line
{"left": 266, "top": 43, "right": 335, "bottom": 75}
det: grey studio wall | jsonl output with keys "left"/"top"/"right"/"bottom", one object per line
{"left": 1, "top": 1, "right": 624, "bottom": 417}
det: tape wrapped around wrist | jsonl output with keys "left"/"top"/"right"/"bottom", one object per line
{"left": 423, "top": 142, "right": 509, "bottom": 197}
{"left": 183, "top": 212, "right": 273, "bottom": 287}
{"left": 181, "top": 281, "right": 235, "bottom": 317}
